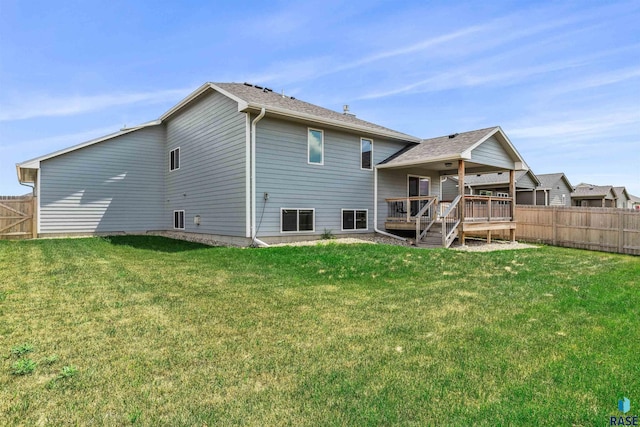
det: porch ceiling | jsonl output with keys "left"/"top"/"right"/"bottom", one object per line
{"left": 378, "top": 160, "right": 514, "bottom": 175}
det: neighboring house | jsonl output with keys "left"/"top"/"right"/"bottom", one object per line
{"left": 441, "top": 170, "right": 541, "bottom": 205}
{"left": 536, "top": 173, "right": 573, "bottom": 206}
{"left": 629, "top": 194, "right": 640, "bottom": 210}
{"left": 571, "top": 183, "right": 617, "bottom": 207}
{"left": 612, "top": 187, "right": 631, "bottom": 209}
{"left": 16, "top": 82, "right": 528, "bottom": 247}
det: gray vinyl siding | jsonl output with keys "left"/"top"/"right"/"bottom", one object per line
{"left": 441, "top": 177, "right": 459, "bottom": 201}
{"left": 377, "top": 167, "right": 440, "bottom": 229}
{"left": 39, "top": 126, "right": 165, "bottom": 233}
{"left": 165, "top": 90, "right": 247, "bottom": 236}
{"left": 548, "top": 179, "right": 571, "bottom": 206}
{"left": 253, "top": 117, "right": 416, "bottom": 236}
{"left": 515, "top": 172, "right": 537, "bottom": 189}
{"left": 470, "top": 136, "right": 514, "bottom": 169}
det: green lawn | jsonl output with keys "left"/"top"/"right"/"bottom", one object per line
{"left": 1, "top": 236, "right": 638, "bottom": 426}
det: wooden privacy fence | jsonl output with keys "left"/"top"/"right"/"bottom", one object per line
{"left": 0, "top": 195, "right": 36, "bottom": 240}
{"left": 489, "top": 205, "right": 639, "bottom": 255}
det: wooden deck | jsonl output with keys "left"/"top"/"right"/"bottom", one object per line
{"left": 385, "top": 195, "right": 517, "bottom": 246}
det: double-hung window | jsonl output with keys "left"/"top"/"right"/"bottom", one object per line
{"left": 281, "top": 208, "right": 315, "bottom": 232}
{"left": 173, "top": 210, "right": 185, "bottom": 229}
{"left": 170, "top": 147, "right": 180, "bottom": 171}
{"left": 342, "top": 209, "right": 367, "bottom": 230}
{"left": 361, "top": 138, "right": 372, "bottom": 170}
{"left": 308, "top": 129, "right": 323, "bottom": 165}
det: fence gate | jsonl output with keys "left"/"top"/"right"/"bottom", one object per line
{"left": 0, "top": 195, "right": 36, "bottom": 240}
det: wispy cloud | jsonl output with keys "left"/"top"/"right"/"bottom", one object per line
{"left": 0, "top": 125, "right": 122, "bottom": 153}
{"left": 508, "top": 110, "right": 640, "bottom": 141}
{"left": 0, "top": 88, "right": 190, "bottom": 122}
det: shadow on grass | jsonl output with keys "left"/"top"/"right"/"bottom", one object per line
{"left": 101, "top": 235, "right": 215, "bottom": 253}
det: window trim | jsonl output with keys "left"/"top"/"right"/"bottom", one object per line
{"left": 170, "top": 147, "right": 181, "bottom": 171}
{"left": 341, "top": 209, "right": 368, "bottom": 231}
{"left": 360, "top": 138, "right": 373, "bottom": 170}
{"left": 407, "top": 174, "right": 430, "bottom": 197}
{"left": 280, "top": 208, "right": 316, "bottom": 233}
{"left": 173, "top": 210, "right": 185, "bottom": 230}
{"left": 307, "top": 128, "right": 324, "bottom": 165}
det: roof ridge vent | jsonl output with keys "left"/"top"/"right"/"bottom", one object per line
{"left": 448, "top": 133, "right": 459, "bottom": 139}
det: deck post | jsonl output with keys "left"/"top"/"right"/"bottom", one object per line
{"left": 509, "top": 169, "right": 516, "bottom": 242}
{"left": 458, "top": 159, "right": 466, "bottom": 245}
{"left": 509, "top": 169, "right": 516, "bottom": 220}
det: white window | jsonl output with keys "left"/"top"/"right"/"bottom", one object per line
{"left": 170, "top": 147, "right": 180, "bottom": 171}
{"left": 173, "top": 210, "right": 185, "bottom": 229}
{"left": 281, "top": 208, "right": 315, "bottom": 233}
{"left": 308, "top": 128, "right": 323, "bottom": 165}
{"left": 361, "top": 138, "right": 372, "bottom": 170}
{"left": 342, "top": 209, "right": 368, "bottom": 231}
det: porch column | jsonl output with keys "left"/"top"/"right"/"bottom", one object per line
{"left": 458, "top": 159, "right": 465, "bottom": 245}
{"left": 509, "top": 169, "right": 516, "bottom": 242}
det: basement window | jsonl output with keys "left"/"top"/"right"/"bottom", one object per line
{"left": 281, "top": 208, "right": 315, "bottom": 232}
{"left": 342, "top": 209, "right": 368, "bottom": 230}
{"left": 173, "top": 210, "right": 185, "bottom": 229}
{"left": 170, "top": 147, "right": 180, "bottom": 171}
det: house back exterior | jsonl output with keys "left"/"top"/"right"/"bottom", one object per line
{"left": 17, "top": 82, "right": 527, "bottom": 246}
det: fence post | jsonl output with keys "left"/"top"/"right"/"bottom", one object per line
{"left": 552, "top": 206, "right": 558, "bottom": 246}
{"left": 32, "top": 194, "right": 37, "bottom": 239}
{"left": 618, "top": 210, "right": 624, "bottom": 253}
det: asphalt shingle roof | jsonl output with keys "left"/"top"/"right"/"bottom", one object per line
{"left": 212, "top": 83, "right": 418, "bottom": 141}
{"left": 571, "top": 185, "right": 615, "bottom": 198}
{"left": 380, "top": 127, "right": 499, "bottom": 166}
{"left": 536, "top": 173, "right": 566, "bottom": 189}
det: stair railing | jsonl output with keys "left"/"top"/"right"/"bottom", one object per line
{"left": 441, "top": 195, "right": 461, "bottom": 248}
{"left": 415, "top": 197, "right": 438, "bottom": 242}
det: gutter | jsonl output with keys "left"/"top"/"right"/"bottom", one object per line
{"left": 240, "top": 103, "right": 421, "bottom": 144}
{"left": 373, "top": 167, "right": 407, "bottom": 241}
{"left": 251, "top": 107, "right": 269, "bottom": 247}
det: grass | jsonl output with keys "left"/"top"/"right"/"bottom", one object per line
{"left": 0, "top": 236, "right": 638, "bottom": 426}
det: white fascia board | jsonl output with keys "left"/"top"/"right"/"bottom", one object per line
{"left": 207, "top": 84, "right": 250, "bottom": 107}
{"left": 16, "top": 121, "right": 161, "bottom": 169}
{"left": 240, "top": 103, "right": 421, "bottom": 143}
{"left": 514, "top": 161, "right": 527, "bottom": 171}
{"left": 464, "top": 126, "right": 527, "bottom": 166}
{"left": 15, "top": 121, "right": 161, "bottom": 183}
{"left": 528, "top": 170, "right": 541, "bottom": 186}
{"left": 159, "top": 83, "right": 213, "bottom": 121}
{"left": 376, "top": 153, "right": 467, "bottom": 169}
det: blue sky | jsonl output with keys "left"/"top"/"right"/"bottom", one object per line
{"left": 1, "top": 0, "right": 639, "bottom": 196}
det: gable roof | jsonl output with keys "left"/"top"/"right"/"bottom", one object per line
{"left": 613, "top": 186, "right": 630, "bottom": 200}
{"left": 378, "top": 126, "right": 527, "bottom": 170}
{"left": 163, "top": 82, "right": 421, "bottom": 143}
{"left": 536, "top": 172, "right": 572, "bottom": 190}
{"left": 571, "top": 184, "right": 616, "bottom": 199}
{"left": 17, "top": 81, "right": 422, "bottom": 183}
{"left": 16, "top": 120, "right": 162, "bottom": 181}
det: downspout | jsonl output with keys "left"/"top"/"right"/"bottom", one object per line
{"left": 374, "top": 166, "right": 407, "bottom": 241}
{"left": 251, "top": 107, "right": 269, "bottom": 247}
{"left": 18, "top": 166, "right": 38, "bottom": 237}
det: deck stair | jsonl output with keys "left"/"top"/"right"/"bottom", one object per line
{"left": 416, "top": 222, "right": 444, "bottom": 248}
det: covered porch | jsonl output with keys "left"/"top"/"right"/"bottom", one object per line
{"left": 375, "top": 127, "right": 527, "bottom": 247}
